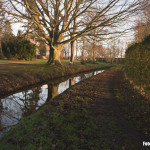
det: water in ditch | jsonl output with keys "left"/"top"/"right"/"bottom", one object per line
{"left": 0, "top": 70, "right": 104, "bottom": 137}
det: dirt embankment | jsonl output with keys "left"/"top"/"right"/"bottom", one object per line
{"left": 0, "top": 64, "right": 109, "bottom": 98}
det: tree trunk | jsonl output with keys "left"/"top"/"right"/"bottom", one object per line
{"left": 76, "top": 40, "right": 78, "bottom": 60}
{"left": 47, "top": 44, "right": 54, "bottom": 64}
{"left": 0, "top": 38, "right": 5, "bottom": 59}
{"left": 70, "top": 40, "right": 75, "bottom": 64}
{"left": 93, "top": 42, "right": 95, "bottom": 63}
{"left": 81, "top": 38, "right": 85, "bottom": 64}
{"left": 46, "top": 84, "right": 59, "bottom": 101}
{"left": 47, "top": 44, "right": 62, "bottom": 65}
{"left": 70, "top": 14, "right": 77, "bottom": 65}
{"left": 69, "top": 78, "right": 73, "bottom": 87}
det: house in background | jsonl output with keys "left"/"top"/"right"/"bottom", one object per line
{"left": 17, "top": 30, "right": 69, "bottom": 60}
{"left": 17, "top": 30, "right": 50, "bottom": 57}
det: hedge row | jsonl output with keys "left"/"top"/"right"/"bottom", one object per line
{"left": 2, "top": 37, "right": 36, "bottom": 60}
{"left": 125, "top": 35, "right": 150, "bottom": 92}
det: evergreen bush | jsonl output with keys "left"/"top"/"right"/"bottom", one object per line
{"left": 125, "top": 35, "right": 150, "bottom": 92}
{"left": 2, "top": 37, "right": 36, "bottom": 60}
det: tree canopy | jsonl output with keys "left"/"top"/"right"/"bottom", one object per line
{"left": 1, "top": 0, "right": 144, "bottom": 64}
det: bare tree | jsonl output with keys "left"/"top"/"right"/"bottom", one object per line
{"left": 70, "top": 19, "right": 76, "bottom": 64}
{"left": 0, "top": 25, "right": 3, "bottom": 59}
{"left": 0, "top": 0, "right": 6, "bottom": 59}
{"left": 1, "top": 0, "right": 143, "bottom": 65}
{"left": 81, "top": 37, "right": 86, "bottom": 63}
{"left": 70, "top": 1, "right": 78, "bottom": 64}
{"left": 134, "top": 0, "right": 150, "bottom": 42}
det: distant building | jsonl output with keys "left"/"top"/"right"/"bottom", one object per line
{"left": 17, "top": 30, "right": 69, "bottom": 59}
{"left": 17, "top": 30, "right": 50, "bottom": 56}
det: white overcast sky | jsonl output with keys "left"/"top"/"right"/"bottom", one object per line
{"left": 12, "top": 23, "right": 24, "bottom": 35}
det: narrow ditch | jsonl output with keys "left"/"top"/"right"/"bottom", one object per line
{"left": 0, "top": 70, "right": 104, "bottom": 137}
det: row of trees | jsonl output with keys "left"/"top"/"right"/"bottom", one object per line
{"left": 1, "top": 0, "right": 145, "bottom": 65}
{"left": 62, "top": 36, "right": 124, "bottom": 63}
{"left": 134, "top": 0, "right": 150, "bottom": 42}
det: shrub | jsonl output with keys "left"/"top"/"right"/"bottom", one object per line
{"left": 125, "top": 35, "right": 150, "bottom": 92}
{"left": 2, "top": 36, "right": 15, "bottom": 59}
{"left": 2, "top": 37, "right": 36, "bottom": 60}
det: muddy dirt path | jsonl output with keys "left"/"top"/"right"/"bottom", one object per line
{"left": 75, "top": 68, "right": 148, "bottom": 149}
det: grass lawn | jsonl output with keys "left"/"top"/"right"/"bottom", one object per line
{"left": 0, "top": 59, "right": 114, "bottom": 73}
{"left": 0, "top": 59, "right": 80, "bottom": 64}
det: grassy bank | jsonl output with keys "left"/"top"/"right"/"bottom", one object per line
{"left": 0, "top": 59, "right": 111, "bottom": 73}
{"left": 0, "top": 59, "right": 114, "bottom": 97}
{"left": 0, "top": 59, "right": 79, "bottom": 73}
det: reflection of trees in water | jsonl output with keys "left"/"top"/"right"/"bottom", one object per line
{"left": 21, "top": 87, "right": 42, "bottom": 117}
{"left": 47, "top": 84, "right": 59, "bottom": 101}
{"left": 60, "top": 80, "right": 69, "bottom": 89}
{"left": 0, "top": 87, "right": 43, "bottom": 120}
{"left": 0, "top": 80, "right": 71, "bottom": 131}
{"left": 0, "top": 99, "right": 3, "bottom": 130}
{"left": 0, "top": 70, "right": 102, "bottom": 133}
{"left": 69, "top": 78, "right": 73, "bottom": 87}
{"left": 46, "top": 72, "right": 99, "bottom": 102}
{"left": 80, "top": 74, "right": 86, "bottom": 80}
{"left": 47, "top": 79, "right": 74, "bottom": 101}
{"left": 0, "top": 87, "right": 45, "bottom": 132}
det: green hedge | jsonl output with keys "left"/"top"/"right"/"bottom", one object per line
{"left": 125, "top": 35, "right": 150, "bottom": 91}
{"left": 2, "top": 37, "right": 36, "bottom": 60}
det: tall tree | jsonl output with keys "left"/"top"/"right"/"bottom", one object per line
{"left": 0, "top": 26, "right": 4, "bottom": 59}
{"left": 134, "top": 0, "right": 150, "bottom": 42}
{"left": 3, "top": 20, "right": 13, "bottom": 38}
{"left": 0, "top": 0, "right": 6, "bottom": 59}
{"left": 70, "top": 20, "right": 76, "bottom": 64}
{"left": 70, "top": 1, "right": 78, "bottom": 64}
{"left": 2, "top": 0, "right": 143, "bottom": 65}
